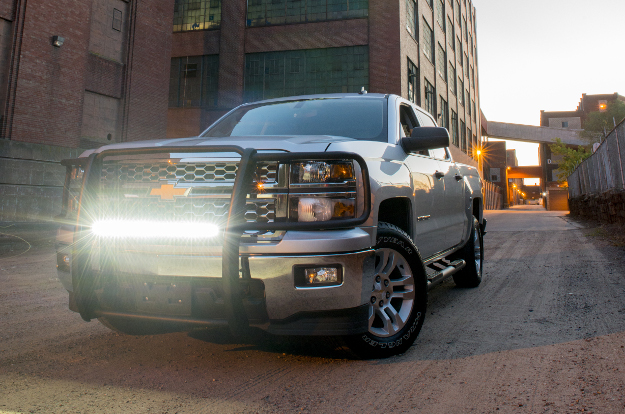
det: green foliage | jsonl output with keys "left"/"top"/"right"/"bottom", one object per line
{"left": 582, "top": 100, "right": 625, "bottom": 142}
{"left": 549, "top": 138, "right": 591, "bottom": 185}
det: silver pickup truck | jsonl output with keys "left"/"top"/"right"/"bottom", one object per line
{"left": 56, "top": 93, "right": 485, "bottom": 358}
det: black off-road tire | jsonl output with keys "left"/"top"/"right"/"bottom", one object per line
{"left": 452, "top": 216, "right": 483, "bottom": 288}
{"left": 345, "top": 222, "right": 428, "bottom": 359}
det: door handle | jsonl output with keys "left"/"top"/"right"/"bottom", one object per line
{"left": 434, "top": 171, "right": 445, "bottom": 179}
{"left": 455, "top": 174, "right": 463, "bottom": 181}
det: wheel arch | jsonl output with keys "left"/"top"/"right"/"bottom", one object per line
{"left": 377, "top": 197, "right": 412, "bottom": 239}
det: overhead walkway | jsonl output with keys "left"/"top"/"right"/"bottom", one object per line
{"left": 487, "top": 121, "right": 586, "bottom": 146}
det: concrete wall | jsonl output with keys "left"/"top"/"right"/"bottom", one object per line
{"left": 0, "top": 139, "right": 83, "bottom": 222}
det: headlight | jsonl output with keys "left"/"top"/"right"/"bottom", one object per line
{"left": 291, "top": 161, "right": 354, "bottom": 184}
{"left": 294, "top": 197, "right": 355, "bottom": 222}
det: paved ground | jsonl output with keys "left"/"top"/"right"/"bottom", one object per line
{"left": 1, "top": 208, "right": 625, "bottom": 413}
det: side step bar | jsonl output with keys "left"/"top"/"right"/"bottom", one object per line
{"left": 426, "top": 259, "right": 466, "bottom": 290}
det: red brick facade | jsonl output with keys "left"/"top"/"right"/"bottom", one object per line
{"left": 0, "top": 0, "right": 173, "bottom": 148}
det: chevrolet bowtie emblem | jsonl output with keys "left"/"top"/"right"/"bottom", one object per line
{"left": 150, "top": 184, "right": 190, "bottom": 200}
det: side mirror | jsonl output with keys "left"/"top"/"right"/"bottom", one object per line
{"left": 401, "top": 127, "right": 450, "bottom": 153}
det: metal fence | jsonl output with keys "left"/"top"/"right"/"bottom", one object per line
{"left": 483, "top": 180, "right": 503, "bottom": 210}
{"left": 568, "top": 121, "right": 625, "bottom": 198}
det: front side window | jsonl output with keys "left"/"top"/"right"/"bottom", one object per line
{"left": 203, "top": 97, "right": 388, "bottom": 142}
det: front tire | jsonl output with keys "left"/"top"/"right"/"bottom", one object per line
{"left": 345, "top": 222, "right": 427, "bottom": 359}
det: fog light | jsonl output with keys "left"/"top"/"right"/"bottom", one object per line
{"left": 294, "top": 265, "right": 343, "bottom": 288}
{"left": 306, "top": 267, "right": 338, "bottom": 284}
{"left": 57, "top": 253, "right": 71, "bottom": 272}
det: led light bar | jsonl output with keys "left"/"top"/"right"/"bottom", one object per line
{"left": 91, "top": 220, "right": 220, "bottom": 239}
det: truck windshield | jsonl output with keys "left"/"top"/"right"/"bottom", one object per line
{"left": 201, "top": 97, "right": 388, "bottom": 142}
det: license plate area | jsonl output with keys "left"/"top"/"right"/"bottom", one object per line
{"left": 135, "top": 280, "right": 192, "bottom": 315}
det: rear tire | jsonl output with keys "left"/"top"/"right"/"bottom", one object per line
{"left": 345, "top": 222, "right": 427, "bottom": 359}
{"left": 452, "top": 216, "right": 483, "bottom": 288}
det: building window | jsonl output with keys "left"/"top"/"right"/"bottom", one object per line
{"left": 408, "top": 59, "right": 419, "bottom": 105}
{"left": 173, "top": 0, "right": 222, "bottom": 32}
{"left": 427, "top": 0, "right": 433, "bottom": 9}
{"left": 448, "top": 17, "right": 454, "bottom": 50}
{"left": 463, "top": 16, "right": 468, "bottom": 41}
{"left": 247, "top": 0, "right": 369, "bottom": 27}
{"left": 468, "top": 127, "right": 472, "bottom": 155}
{"left": 467, "top": 93, "right": 471, "bottom": 117}
{"left": 451, "top": 110, "right": 458, "bottom": 146}
{"left": 562, "top": 121, "right": 569, "bottom": 128}
{"left": 456, "top": 0, "right": 461, "bottom": 23}
{"left": 436, "top": 0, "right": 445, "bottom": 31}
{"left": 112, "top": 9, "right": 122, "bottom": 31}
{"left": 472, "top": 99, "right": 476, "bottom": 122}
{"left": 244, "top": 46, "right": 369, "bottom": 102}
{"left": 406, "top": 0, "right": 417, "bottom": 37}
{"left": 169, "top": 55, "right": 220, "bottom": 108}
{"left": 470, "top": 65, "right": 474, "bottom": 89}
{"left": 439, "top": 96, "right": 449, "bottom": 129}
{"left": 465, "top": 54, "right": 469, "bottom": 78}
{"left": 423, "top": 19, "right": 434, "bottom": 62}
{"left": 449, "top": 62, "right": 456, "bottom": 95}
{"left": 458, "top": 78, "right": 464, "bottom": 106}
{"left": 424, "top": 79, "right": 435, "bottom": 117}
{"left": 460, "top": 120, "right": 466, "bottom": 152}
{"left": 457, "top": 37, "right": 462, "bottom": 63}
{"left": 437, "top": 44, "right": 446, "bottom": 81}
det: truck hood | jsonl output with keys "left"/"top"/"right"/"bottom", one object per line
{"left": 80, "top": 135, "right": 358, "bottom": 157}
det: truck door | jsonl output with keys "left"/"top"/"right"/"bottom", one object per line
{"left": 399, "top": 104, "right": 448, "bottom": 258}
{"left": 415, "top": 110, "right": 466, "bottom": 247}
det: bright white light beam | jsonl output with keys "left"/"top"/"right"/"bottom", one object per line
{"left": 91, "top": 220, "right": 220, "bottom": 239}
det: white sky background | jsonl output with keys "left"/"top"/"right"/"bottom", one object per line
{"left": 472, "top": 0, "right": 625, "bottom": 173}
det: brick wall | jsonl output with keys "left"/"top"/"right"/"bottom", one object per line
{"left": 123, "top": 0, "right": 174, "bottom": 142}
{"left": 0, "top": 0, "right": 15, "bottom": 21}
{"left": 569, "top": 191, "right": 625, "bottom": 224}
{"left": 0, "top": 139, "right": 83, "bottom": 222}
{"left": 369, "top": 0, "right": 401, "bottom": 95}
{"left": 5, "top": 0, "right": 92, "bottom": 148}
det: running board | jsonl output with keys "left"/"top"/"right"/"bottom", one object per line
{"left": 426, "top": 259, "right": 466, "bottom": 290}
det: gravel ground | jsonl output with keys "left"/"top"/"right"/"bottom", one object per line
{"left": 1, "top": 207, "right": 625, "bottom": 413}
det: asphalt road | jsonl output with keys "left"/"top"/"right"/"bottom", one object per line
{"left": 1, "top": 207, "right": 625, "bottom": 413}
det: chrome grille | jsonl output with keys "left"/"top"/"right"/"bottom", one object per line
{"left": 97, "top": 158, "right": 282, "bottom": 241}
{"left": 101, "top": 161, "right": 277, "bottom": 184}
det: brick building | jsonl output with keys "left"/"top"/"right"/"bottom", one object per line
{"left": 0, "top": 0, "right": 483, "bottom": 222}
{"left": 167, "top": 0, "right": 482, "bottom": 164}
{"left": 0, "top": 0, "right": 174, "bottom": 221}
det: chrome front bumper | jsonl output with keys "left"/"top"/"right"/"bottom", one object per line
{"left": 57, "top": 226, "right": 376, "bottom": 322}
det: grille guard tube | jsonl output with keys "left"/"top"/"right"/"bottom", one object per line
{"left": 63, "top": 145, "right": 372, "bottom": 334}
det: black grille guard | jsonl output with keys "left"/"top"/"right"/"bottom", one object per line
{"left": 61, "top": 145, "right": 371, "bottom": 334}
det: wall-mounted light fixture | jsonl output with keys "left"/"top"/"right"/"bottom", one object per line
{"left": 52, "top": 36, "right": 64, "bottom": 47}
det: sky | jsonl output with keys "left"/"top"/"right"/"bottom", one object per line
{"left": 472, "top": 0, "right": 625, "bottom": 171}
